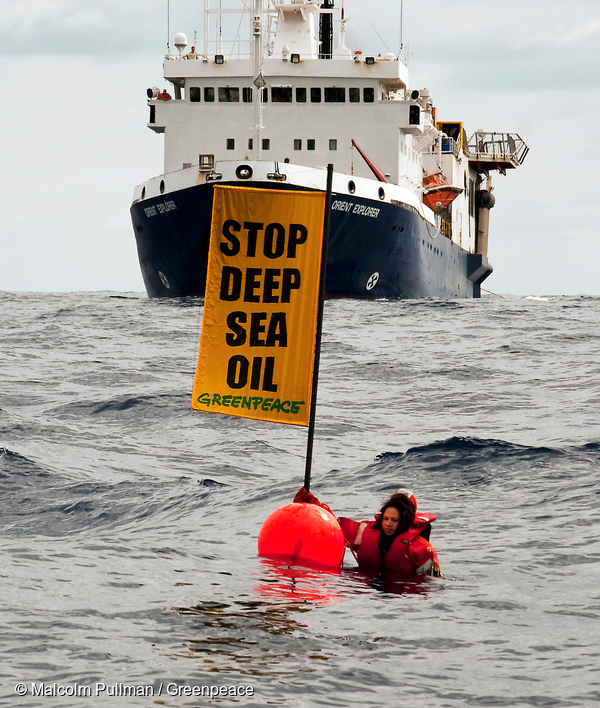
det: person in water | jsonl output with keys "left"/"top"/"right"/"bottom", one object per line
{"left": 294, "top": 487, "right": 440, "bottom": 576}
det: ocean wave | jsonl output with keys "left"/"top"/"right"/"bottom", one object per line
{"left": 0, "top": 472, "right": 222, "bottom": 538}
{"left": 52, "top": 392, "right": 189, "bottom": 420}
{"left": 375, "top": 436, "right": 568, "bottom": 463}
{"left": 0, "top": 446, "right": 50, "bottom": 480}
{"left": 345, "top": 436, "right": 600, "bottom": 496}
{"left": 404, "top": 299, "right": 464, "bottom": 309}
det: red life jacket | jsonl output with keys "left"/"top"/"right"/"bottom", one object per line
{"left": 339, "top": 514, "right": 439, "bottom": 575}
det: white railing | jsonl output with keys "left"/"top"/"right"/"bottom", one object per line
{"left": 466, "top": 132, "right": 529, "bottom": 166}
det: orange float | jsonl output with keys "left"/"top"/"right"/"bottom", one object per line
{"left": 257, "top": 502, "right": 345, "bottom": 569}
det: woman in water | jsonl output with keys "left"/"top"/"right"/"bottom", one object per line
{"left": 294, "top": 487, "right": 440, "bottom": 576}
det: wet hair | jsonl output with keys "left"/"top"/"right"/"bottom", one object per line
{"left": 372, "top": 493, "right": 416, "bottom": 534}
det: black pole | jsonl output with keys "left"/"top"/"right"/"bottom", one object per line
{"left": 304, "top": 164, "right": 334, "bottom": 492}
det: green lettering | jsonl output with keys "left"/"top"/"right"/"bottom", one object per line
{"left": 231, "top": 396, "right": 241, "bottom": 408}
{"left": 241, "top": 396, "right": 252, "bottom": 410}
{"left": 290, "top": 400, "right": 305, "bottom": 414}
{"left": 280, "top": 400, "right": 291, "bottom": 413}
{"left": 251, "top": 396, "right": 263, "bottom": 410}
{"left": 261, "top": 398, "right": 274, "bottom": 411}
{"left": 270, "top": 399, "right": 282, "bottom": 412}
{"left": 222, "top": 395, "right": 232, "bottom": 407}
{"left": 197, "top": 393, "right": 211, "bottom": 406}
{"left": 212, "top": 394, "right": 222, "bottom": 406}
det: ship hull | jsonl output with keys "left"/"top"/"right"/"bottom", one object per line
{"left": 130, "top": 180, "right": 491, "bottom": 299}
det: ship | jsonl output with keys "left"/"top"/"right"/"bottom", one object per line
{"left": 130, "top": 0, "right": 528, "bottom": 299}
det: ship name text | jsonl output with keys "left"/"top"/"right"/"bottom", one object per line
{"left": 144, "top": 200, "right": 177, "bottom": 218}
{"left": 332, "top": 200, "right": 380, "bottom": 218}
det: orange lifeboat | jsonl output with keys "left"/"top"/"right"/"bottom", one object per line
{"left": 422, "top": 172, "right": 463, "bottom": 211}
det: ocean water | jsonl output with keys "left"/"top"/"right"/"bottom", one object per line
{"left": 1, "top": 291, "right": 599, "bottom": 707}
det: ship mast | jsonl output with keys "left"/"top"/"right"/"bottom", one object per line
{"left": 319, "top": 0, "right": 334, "bottom": 59}
{"left": 252, "top": 0, "right": 264, "bottom": 160}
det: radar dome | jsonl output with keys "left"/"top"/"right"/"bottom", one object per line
{"left": 174, "top": 33, "right": 188, "bottom": 51}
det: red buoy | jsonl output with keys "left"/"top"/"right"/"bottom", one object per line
{"left": 258, "top": 503, "right": 345, "bottom": 569}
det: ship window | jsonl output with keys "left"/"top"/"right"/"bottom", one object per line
{"left": 219, "top": 87, "right": 239, "bottom": 102}
{"left": 329, "top": 139, "right": 337, "bottom": 150}
{"left": 262, "top": 138, "right": 270, "bottom": 150}
{"left": 226, "top": 138, "right": 235, "bottom": 150}
{"left": 149, "top": 105, "right": 156, "bottom": 123}
{"left": 378, "top": 187, "right": 385, "bottom": 200}
{"left": 469, "top": 178, "right": 476, "bottom": 217}
{"left": 348, "top": 180, "right": 356, "bottom": 194}
{"left": 409, "top": 105, "right": 420, "bottom": 125}
{"left": 261, "top": 87, "right": 268, "bottom": 102}
{"left": 296, "top": 87, "right": 307, "bottom": 103}
{"left": 189, "top": 87, "right": 201, "bottom": 102}
{"left": 272, "top": 86, "right": 292, "bottom": 103}
{"left": 349, "top": 87, "right": 360, "bottom": 103}
{"left": 160, "top": 180, "right": 165, "bottom": 194}
{"left": 307, "top": 139, "right": 315, "bottom": 150}
{"left": 325, "top": 87, "right": 345, "bottom": 103}
{"left": 204, "top": 87, "right": 215, "bottom": 102}
{"left": 248, "top": 138, "right": 253, "bottom": 150}
{"left": 363, "top": 87, "right": 375, "bottom": 103}
{"left": 294, "top": 139, "right": 302, "bottom": 150}
{"left": 243, "top": 87, "right": 252, "bottom": 103}
{"left": 310, "top": 87, "right": 321, "bottom": 103}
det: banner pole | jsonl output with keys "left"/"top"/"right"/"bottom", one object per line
{"left": 304, "top": 163, "right": 334, "bottom": 492}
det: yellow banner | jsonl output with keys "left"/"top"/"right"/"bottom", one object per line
{"left": 192, "top": 185, "right": 326, "bottom": 426}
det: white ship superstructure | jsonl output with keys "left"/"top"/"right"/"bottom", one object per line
{"left": 131, "top": 0, "right": 528, "bottom": 298}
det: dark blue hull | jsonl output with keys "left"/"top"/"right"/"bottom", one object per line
{"left": 130, "top": 181, "right": 491, "bottom": 299}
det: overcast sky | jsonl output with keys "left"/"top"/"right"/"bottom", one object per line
{"left": 1, "top": 0, "right": 599, "bottom": 296}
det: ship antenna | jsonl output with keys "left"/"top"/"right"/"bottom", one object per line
{"left": 400, "top": 0, "right": 403, "bottom": 54}
{"left": 167, "top": 0, "right": 170, "bottom": 54}
{"left": 252, "top": 0, "right": 264, "bottom": 160}
{"left": 218, "top": 0, "right": 223, "bottom": 55}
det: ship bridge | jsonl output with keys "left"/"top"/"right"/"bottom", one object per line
{"left": 149, "top": 0, "right": 422, "bottom": 185}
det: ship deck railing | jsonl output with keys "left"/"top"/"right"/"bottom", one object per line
{"left": 465, "top": 132, "right": 529, "bottom": 168}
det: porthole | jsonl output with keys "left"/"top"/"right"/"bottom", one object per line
{"left": 236, "top": 164, "right": 253, "bottom": 180}
{"left": 159, "top": 180, "right": 165, "bottom": 194}
{"left": 348, "top": 180, "right": 356, "bottom": 194}
{"left": 378, "top": 187, "right": 385, "bottom": 200}
{"left": 141, "top": 186, "right": 146, "bottom": 200}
